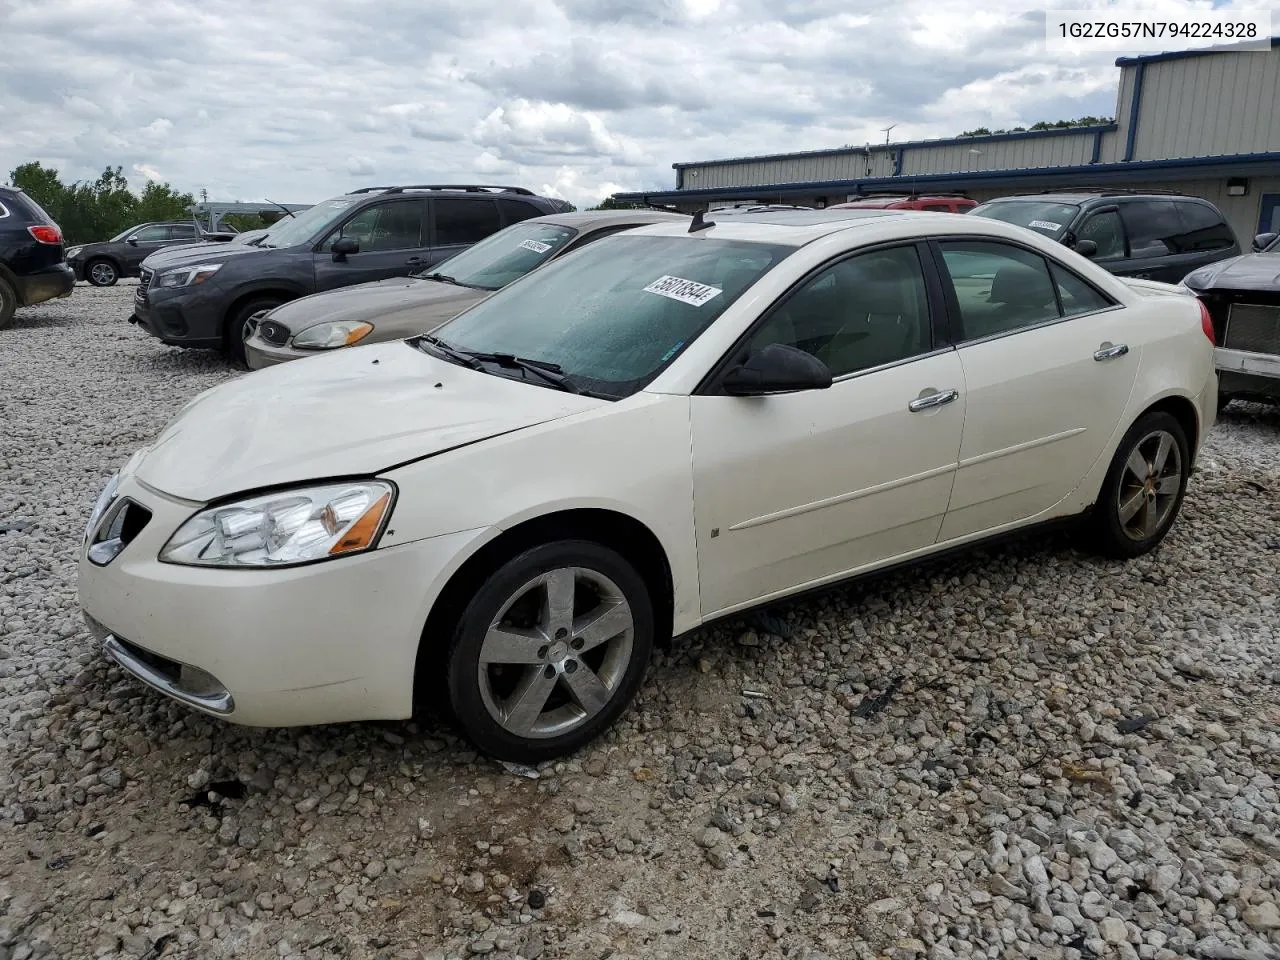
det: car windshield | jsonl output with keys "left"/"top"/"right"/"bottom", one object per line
{"left": 970, "top": 200, "right": 1080, "bottom": 238}
{"left": 257, "top": 198, "right": 359, "bottom": 248}
{"left": 419, "top": 221, "right": 578, "bottom": 289}
{"left": 426, "top": 233, "right": 795, "bottom": 399}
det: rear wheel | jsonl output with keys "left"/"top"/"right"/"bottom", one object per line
{"left": 444, "top": 540, "right": 654, "bottom": 763}
{"left": 225, "top": 298, "right": 283, "bottom": 367}
{"left": 0, "top": 278, "right": 16, "bottom": 329}
{"left": 86, "top": 259, "right": 119, "bottom": 287}
{"left": 1089, "top": 411, "right": 1190, "bottom": 559}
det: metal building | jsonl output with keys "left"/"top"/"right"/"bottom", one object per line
{"left": 615, "top": 37, "right": 1280, "bottom": 245}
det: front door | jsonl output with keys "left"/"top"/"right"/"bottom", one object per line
{"left": 312, "top": 199, "right": 430, "bottom": 292}
{"left": 931, "top": 239, "right": 1142, "bottom": 541}
{"left": 123, "top": 225, "right": 173, "bottom": 271}
{"left": 690, "top": 244, "right": 966, "bottom": 616}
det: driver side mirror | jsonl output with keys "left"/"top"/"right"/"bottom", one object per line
{"left": 126, "top": 236, "right": 139, "bottom": 246}
{"left": 722, "top": 343, "right": 833, "bottom": 396}
{"left": 331, "top": 237, "right": 360, "bottom": 261}
{"left": 1072, "top": 239, "right": 1098, "bottom": 258}
{"left": 1253, "top": 232, "right": 1277, "bottom": 252}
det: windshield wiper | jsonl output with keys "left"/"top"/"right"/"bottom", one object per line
{"left": 471, "top": 352, "right": 581, "bottom": 393}
{"left": 415, "top": 335, "right": 484, "bottom": 369}
{"left": 419, "top": 272, "right": 465, "bottom": 286}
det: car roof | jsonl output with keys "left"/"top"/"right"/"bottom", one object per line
{"left": 983, "top": 192, "right": 1200, "bottom": 204}
{"left": 621, "top": 208, "right": 959, "bottom": 244}
{"left": 522, "top": 210, "right": 690, "bottom": 229}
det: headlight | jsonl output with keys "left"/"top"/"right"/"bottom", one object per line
{"left": 84, "top": 472, "right": 121, "bottom": 543}
{"left": 292, "top": 320, "right": 375, "bottom": 350}
{"left": 157, "top": 263, "right": 223, "bottom": 288}
{"left": 160, "top": 481, "right": 394, "bottom": 568}
{"left": 66, "top": 246, "right": 83, "bottom": 259}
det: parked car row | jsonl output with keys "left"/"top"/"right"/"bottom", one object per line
{"left": 79, "top": 206, "right": 1220, "bottom": 762}
{"left": 67, "top": 220, "right": 239, "bottom": 287}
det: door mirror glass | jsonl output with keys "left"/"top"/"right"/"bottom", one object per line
{"left": 1253, "top": 232, "right": 1278, "bottom": 252}
{"left": 331, "top": 237, "right": 360, "bottom": 260}
{"left": 722, "top": 343, "right": 833, "bottom": 396}
{"left": 1072, "top": 239, "right": 1098, "bottom": 258}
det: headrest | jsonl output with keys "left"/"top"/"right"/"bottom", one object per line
{"left": 989, "top": 263, "right": 1054, "bottom": 307}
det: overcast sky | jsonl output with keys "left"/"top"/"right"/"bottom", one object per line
{"left": 0, "top": 0, "right": 1263, "bottom": 209}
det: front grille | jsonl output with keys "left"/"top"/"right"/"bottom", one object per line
{"left": 1224, "top": 303, "right": 1280, "bottom": 355}
{"left": 257, "top": 319, "right": 290, "bottom": 346}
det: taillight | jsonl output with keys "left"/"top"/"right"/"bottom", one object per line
{"left": 1197, "top": 299, "right": 1215, "bottom": 346}
{"left": 28, "top": 225, "right": 63, "bottom": 245}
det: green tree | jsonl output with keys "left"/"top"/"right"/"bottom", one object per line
{"left": 589, "top": 196, "right": 641, "bottom": 210}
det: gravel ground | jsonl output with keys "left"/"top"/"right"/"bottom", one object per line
{"left": 2, "top": 284, "right": 1279, "bottom": 960}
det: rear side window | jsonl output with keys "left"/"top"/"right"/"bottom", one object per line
{"left": 434, "top": 199, "right": 502, "bottom": 246}
{"left": 1174, "top": 202, "right": 1236, "bottom": 252}
{"left": 1119, "top": 200, "right": 1184, "bottom": 258}
{"left": 1049, "top": 262, "right": 1113, "bottom": 316}
{"left": 168, "top": 224, "right": 198, "bottom": 239}
{"left": 499, "top": 198, "right": 543, "bottom": 226}
{"left": 0, "top": 200, "right": 9, "bottom": 219}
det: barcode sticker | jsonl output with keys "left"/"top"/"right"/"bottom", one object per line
{"left": 642, "top": 275, "right": 722, "bottom": 307}
{"left": 519, "top": 239, "right": 552, "bottom": 254}
{"left": 1028, "top": 220, "right": 1061, "bottom": 231}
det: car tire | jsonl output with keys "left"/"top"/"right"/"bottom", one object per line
{"left": 85, "top": 259, "right": 119, "bottom": 287}
{"left": 225, "top": 298, "right": 283, "bottom": 367}
{"left": 0, "top": 277, "right": 16, "bottom": 329}
{"left": 1089, "top": 411, "right": 1190, "bottom": 559}
{"left": 445, "top": 540, "right": 655, "bottom": 764}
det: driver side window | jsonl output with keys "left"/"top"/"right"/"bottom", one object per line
{"left": 744, "top": 246, "right": 933, "bottom": 378}
{"left": 134, "top": 225, "right": 169, "bottom": 242}
{"left": 1075, "top": 210, "right": 1126, "bottom": 260}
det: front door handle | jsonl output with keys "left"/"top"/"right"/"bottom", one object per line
{"left": 908, "top": 388, "right": 960, "bottom": 412}
{"left": 1094, "top": 342, "right": 1129, "bottom": 361}
{"left": 406, "top": 256, "right": 426, "bottom": 265}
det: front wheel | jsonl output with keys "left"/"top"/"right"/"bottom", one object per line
{"left": 445, "top": 541, "right": 654, "bottom": 763}
{"left": 1089, "top": 411, "right": 1190, "bottom": 559}
{"left": 225, "top": 298, "right": 282, "bottom": 367}
{"left": 85, "top": 259, "right": 119, "bottom": 287}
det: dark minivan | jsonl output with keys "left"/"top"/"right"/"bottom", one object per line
{"left": 0, "top": 186, "right": 74, "bottom": 329}
{"left": 970, "top": 191, "right": 1240, "bottom": 284}
{"left": 129, "top": 184, "right": 571, "bottom": 363}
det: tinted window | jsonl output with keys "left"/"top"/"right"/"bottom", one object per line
{"left": 423, "top": 221, "right": 577, "bottom": 290}
{"left": 134, "top": 225, "right": 169, "bottom": 241}
{"left": 1049, "top": 262, "right": 1113, "bottom": 316}
{"left": 324, "top": 200, "right": 425, "bottom": 251}
{"left": 1119, "top": 200, "right": 1183, "bottom": 259}
{"left": 1174, "top": 202, "right": 1235, "bottom": 252}
{"left": 499, "top": 198, "right": 543, "bottom": 226}
{"left": 921, "top": 203, "right": 952, "bottom": 212}
{"left": 746, "top": 246, "right": 932, "bottom": 377}
{"left": 969, "top": 200, "right": 1081, "bottom": 239}
{"left": 434, "top": 199, "right": 502, "bottom": 246}
{"left": 167, "top": 224, "right": 198, "bottom": 239}
{"left": 1075, "top": 210, "right": 1126, "bottom": 259}
{"left": 939, "top": 241, "right": 1060, "bottom": 339}
{"left": 432, "top": 234, "right": 794, "bottom": 398}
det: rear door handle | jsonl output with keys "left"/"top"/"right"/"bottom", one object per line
{"left": 406, "top": 256, "right": 426, "bottom": 265}
{"left": 1094, "top": 342, "right": 1129, "bottom": 361}
{"left": 908, "top": 388, "right": 960, "bottom": 412}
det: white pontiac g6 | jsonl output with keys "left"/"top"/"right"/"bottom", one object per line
{"left": 78, "top": 209, "right": 1218, "bottom": 762}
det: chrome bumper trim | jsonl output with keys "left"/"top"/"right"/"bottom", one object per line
{"left": 103, "top": 635, "right": 235, "bottom": 716}
{"left": 1215, "top": 347, "right": 1280, "bottom": 379}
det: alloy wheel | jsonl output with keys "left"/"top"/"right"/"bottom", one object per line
{"left": 89, "top": 262, "right": 116, "bottom": 285}
{"left": 1115, "top": 428, "right": 1182, "bottom": 542}
{"left": 476, "top": 567, "right": 634, "bottom": 740}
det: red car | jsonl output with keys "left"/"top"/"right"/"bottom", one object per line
{"left": 829, "top": 195, "right": 977, "bottom": 213}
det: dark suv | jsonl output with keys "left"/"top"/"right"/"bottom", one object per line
{"left": 129, "top": 184, "right": 570, "bottom": 363}
{"left": 970, "top": 191, "right": 1240, "bottom": 283}
{"left": 0, "top": 186, "right": 74, "bottom": 329}
{"left": 67, "top": 221, "right": 233, "bottom": 287}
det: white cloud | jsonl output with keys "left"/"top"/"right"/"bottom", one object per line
{"left": 133, "top": 163, "right": 164, "bottom": 181}
{"left": 0, "top": 0, "right": 1262, "bottom": 210}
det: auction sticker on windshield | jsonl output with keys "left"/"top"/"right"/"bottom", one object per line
{"left": 643, "top": 275, "right": 723, "bottom": 307}
{"left": 1028, "top": 220, "right": 1062, "bottom": 230}
{"left": 519, "top": 239, "right": 553, "bottom": 254}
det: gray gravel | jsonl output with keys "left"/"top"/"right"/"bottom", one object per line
{"left": 2, "top": 285, "right": 1279, "bottom": 960}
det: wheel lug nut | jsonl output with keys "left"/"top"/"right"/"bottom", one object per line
{"left": 543, "top": 665, "right": 556, "bottom": 680}
{"left": 537, "top": 646, "right": 549, "bottom": 660}
{"left": 570, "top": 638, "right": 584, "bottom": 651}
{"left": 554, "top": 628, "right": 568, "bottom": 640}
{"left": 564, "top": 660, "right": 578, "bottom": 674}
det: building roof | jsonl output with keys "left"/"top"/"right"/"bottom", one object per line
{"left": 1115, "top": 35, "right": 1279, "bottom": 66}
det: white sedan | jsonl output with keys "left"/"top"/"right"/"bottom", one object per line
{"left": 79, "top": 209, "right": 1218, "bottom": 762}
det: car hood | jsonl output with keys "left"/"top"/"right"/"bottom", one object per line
{"left": 133, "top": 339, "right": 606, "bottom": 502}
{"left": 1183, "top": 253, "right": 1280, "bottom": 292}
{"left": 141, "top": 243, "right": 269, "bottom": 273}
{"left": 268, "top": 276, "right": 486, "bottom": 338}
{"left": 141, "top": 240, "right": 237, "bottom": 268}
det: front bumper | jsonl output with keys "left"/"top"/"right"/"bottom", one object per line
{"left": 130, "top": 283, "right": 224, "bottom": 349}
{"left": 243, "top": 334, "right": 311, "bottom": 370}
{"left": 1215, "top": 347, "right": 1280, "bottom": 401}
{"left": 15, "top": 264, "right": 75, "bottom": 306}
{"left": 77, "top": 472, "right": 489, "bottom": 726}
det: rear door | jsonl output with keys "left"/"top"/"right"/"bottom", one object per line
{"left": 311, "top": 198, "right": 430, "bottom": 292}
{"left": 933, "top": 239, "right": 1141, "bottom": 541}
{"left": 430, "top": 198, "right": 504, "bottom": 266}
{"left": 1113, "top": 199, "right": 1210, "bottom": 283}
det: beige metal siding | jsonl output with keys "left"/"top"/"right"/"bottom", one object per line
{"left": 1134, "top": 49, "right": 1280, "bottom": 159}
{"left": 902, "top": 133, "right": 1098, "bottom": 176}
{"left": 682, "top": 151, "right": 873, "bottom": 189}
